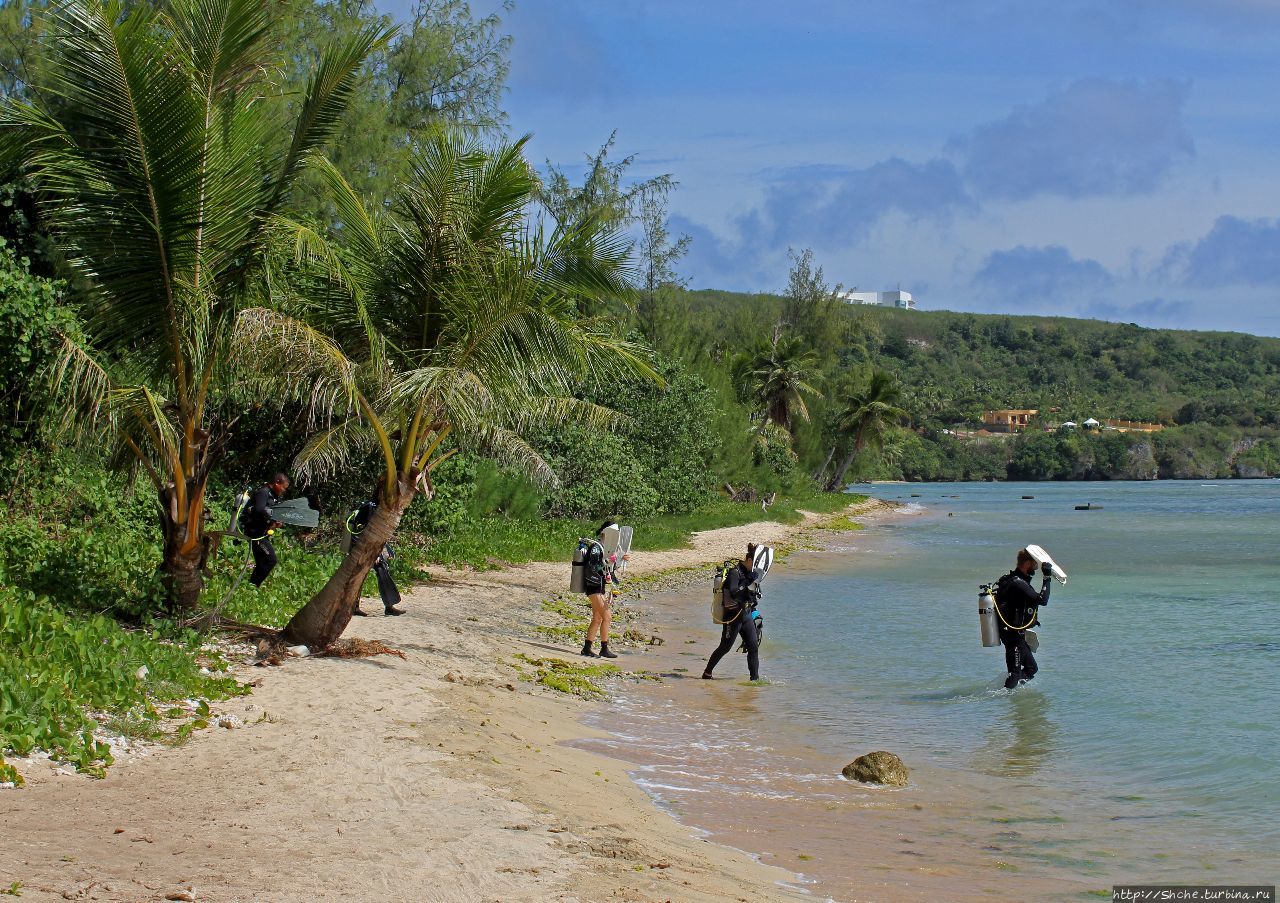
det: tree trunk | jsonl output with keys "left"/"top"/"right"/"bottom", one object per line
{"left": 159, "top": 483, "right": 209, "bottom": 611}
{"left": 813, "top": 445, "right": 836, "bottom": 484}
{"left": 825, "top": 428, "right": 868, "bottom": 492}
{"left": 280, "top": 472, "right": 418, "bottom": 649}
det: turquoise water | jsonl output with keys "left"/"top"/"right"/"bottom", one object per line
{"left": 586, "top": 481, "right": 1280, "bottom": 898}
{"left": 775, "top": 482, "right": 1278, "bottom": 844}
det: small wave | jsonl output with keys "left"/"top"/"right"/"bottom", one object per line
{"left": 633, "top": 779, "right": 711, "bottom": 794}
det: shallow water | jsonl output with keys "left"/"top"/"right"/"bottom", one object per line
{"left": 579, "top": 482, "right": 1280, "bottom": 901}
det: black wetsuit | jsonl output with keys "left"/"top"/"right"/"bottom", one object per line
{"left": 348, "top": 501, "right": 402, "bottom": 612}
{"left": 705, "top": 563, "right": 762, "bottom": 680}
{"left": 995, "top": 568, "right": 1050, "bottom": 682}
{"left": 581, "top": 541, "right": 616, "bottom": 596}
{"left": 241, "top": 484, "right": 279, "bottom": 587}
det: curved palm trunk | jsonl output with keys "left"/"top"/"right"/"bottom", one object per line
{"left": 813, "top": 444, "right": 837, "bottom": 484}
{"left": 280, "top": 472, "right": 419, "bottom": 649}
{"left": 825, "top": 426, "right": 867, "bottom": 492}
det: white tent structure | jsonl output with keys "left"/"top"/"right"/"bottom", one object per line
{"left": 1060, "top": 421, "right": 1078, "bottom": 429}
{"left": 1083, "top": 418, "right": 1101, "bottom": 428}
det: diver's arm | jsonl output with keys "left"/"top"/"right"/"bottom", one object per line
{"left": 1008, "top": 574, "right": 1050, "bottom": 606}
{"left": 251, "top": 487, "right": 272, "bottom": 519}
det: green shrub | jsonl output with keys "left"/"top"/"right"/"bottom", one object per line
{"left": 542, "top": 425, "right": 660, "bottom": 518}
{"left": 0, "top": 236, "right": 73, "bottom": 454}
{"left": 0, "top": 587, "right": 247, "bottom": 775}
{"left": 0, "top": 454, "right": 164, "bottom": 618}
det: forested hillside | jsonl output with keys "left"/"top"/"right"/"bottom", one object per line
{"left": 668, "top": 289, "right": 1280, "bottom": 481}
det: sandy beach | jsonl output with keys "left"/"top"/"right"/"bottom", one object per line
{"left": 0, "top": 501, "right": 892, "bottom": 903}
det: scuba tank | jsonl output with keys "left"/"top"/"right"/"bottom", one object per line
{"left": 569, "top": 538, "right": 592, "bottom": 592}
{"left": 978, "top": 583, "right": 1001, "bottom": 647}
{"left": 227, "top": 487, "right": 252, "bottom": 540}
{"left": 711, "top": 560, "right": 735, "bottom": 624}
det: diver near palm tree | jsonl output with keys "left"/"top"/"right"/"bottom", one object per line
{"left": 239, "top": 473, "right": 291, "bottom": 588}
{"left": 344, "top": 500, "right": 405, "bottom": 617}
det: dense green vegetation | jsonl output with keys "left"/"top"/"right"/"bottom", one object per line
{"left": 0, "top": 589, "right": 247, "bottom": 780}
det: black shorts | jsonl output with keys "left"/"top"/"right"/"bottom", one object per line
{"left": 584, "top": 577, "right": 607, "bottom": 596}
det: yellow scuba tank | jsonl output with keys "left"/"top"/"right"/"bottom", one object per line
{"left": 711, "top": 560, "right": 736, "bottom": 624}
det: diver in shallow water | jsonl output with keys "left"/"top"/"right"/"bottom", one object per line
{"left": 994, "top": 549, "right": 1052, "bottom": 689}
{"left": 702, "top": 543, "right": 762, "bottom": 681}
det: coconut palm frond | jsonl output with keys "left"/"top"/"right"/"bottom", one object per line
{"left": 506, "top": 394, "right": 625, "bottom": 435}
{"left": 52, "top": 332, "right": 115, "bottom": 436}
{"left": 233, "top": 307, "right": 362, "bottom": 422}
{"left": 390, "top": 366, "right": 492, "bottom": 420}
{"left": 461, "top": 422, "right": 558, "bottom": 489}
{"left": 274, "top": 215, "right": 367, "bottom": 300}
{"left": 268, "top": 20, "right": 396, "bottom": 213}
{"left": 299, "top": 153, "right": 384, "bottom": 266}
{"left": 292, "top": 414, "right": 378, "bottom": 483}
{"left": 168, "top": 0, "right": 274, "bottom": 97}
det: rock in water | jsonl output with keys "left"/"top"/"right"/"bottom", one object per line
{"left": 842, "top": 751, "right": 909, "bottom": 787}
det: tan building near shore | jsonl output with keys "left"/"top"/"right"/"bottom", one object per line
{"left": 982, "top": 409, "right": 1039, "bottom": 433}
{"left": 1106, "top": 419, "right": 1164, "bottom": 432}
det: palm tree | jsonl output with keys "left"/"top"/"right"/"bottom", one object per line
{"left": 254, "top": 134, "right": 652, "bottom": 650}
{"left": 0, "top": 0, "right": 391, "bottom": 609}
{"left": 825, "top": 370, "right": 906, "bottom": 491}
{"left": 733, "top": 333, "right": 823, "bottom": 434}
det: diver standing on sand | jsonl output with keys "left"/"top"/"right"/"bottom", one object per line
{"left": 994, "top": 549, "right": 1052, "bottom": 689}
{"left": 581, "top": 521, "right": 625, "bottom": 659}
{"left": 702, "top": 543, "right": 763, "bottom": 681}
{"left": 344, "top": 499, "right": 405, "bottom": 617}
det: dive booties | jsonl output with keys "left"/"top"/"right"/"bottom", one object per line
{"left": 598, "top": 642, "right": 618, "bottom": 659}
{"left": 1004, "top": 670, "right": 1035, "bottom": 689}
{"left": 580, "top": 641, "right": 596, "bottom": 658}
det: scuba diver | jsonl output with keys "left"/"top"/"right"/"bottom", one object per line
{"left": 344, "top": 499, "right": 404, "bottom": 617}
{"left": 240, "top": 472, "right": 290, "bottom": 587}
{"left": 702, "top": 543, "right": 762, "bottom": 681}
{"left": 581, "top": 521, "right": 625, "bottom": 659}
{"left": 994, "top": 549, "right": 1053, "bottom": 689}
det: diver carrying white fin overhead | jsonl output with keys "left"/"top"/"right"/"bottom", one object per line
{"left": 993, "top": 548, "right": 1060, "bottom": 689}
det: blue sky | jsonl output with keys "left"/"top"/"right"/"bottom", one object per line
{"left": 407, "top": 1, "right": 1280, "bottom": 334}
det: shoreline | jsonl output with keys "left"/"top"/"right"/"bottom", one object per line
{"left": 0, "top": 499, "right": 894, "bottom": 903}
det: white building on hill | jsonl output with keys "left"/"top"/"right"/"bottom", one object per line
{"left": 836, "top": 289, "right": 915, "bottom": 310}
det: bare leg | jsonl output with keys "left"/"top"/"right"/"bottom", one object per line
{"left": 600, "top": 595, "right": 613, "bottom": 642}
{"left": 586, "top": 593, "right": 607, "bottom": 642}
